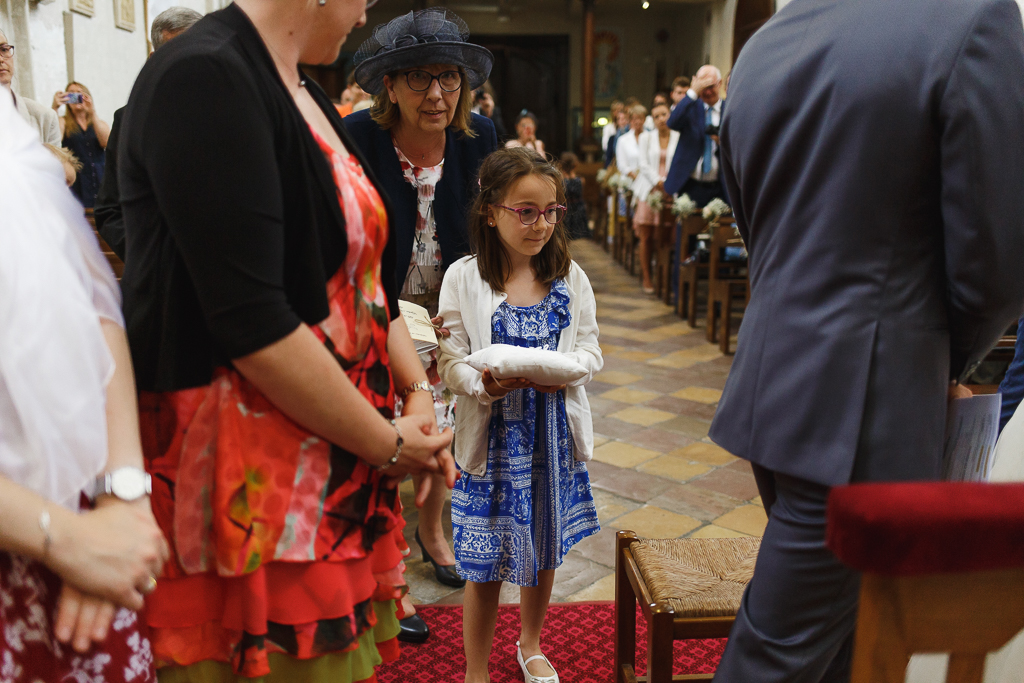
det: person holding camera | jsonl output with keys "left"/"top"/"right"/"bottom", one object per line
{"left": 663, "top": 64, "right": 727, "bottom": 208}
{"left": 53, "top": 82, "right": 109, "bottom": 208}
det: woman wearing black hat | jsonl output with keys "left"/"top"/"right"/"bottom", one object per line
{"left": 115, "top": 0, "right": 458, "bottom": 679}
{"left": 344, "top": 7, "right": 499, "bottom": 630}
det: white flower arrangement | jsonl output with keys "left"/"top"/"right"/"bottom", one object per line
{"left": 702, "top": 198, "right": 732, "bottom": 221}
{"left": 645, "top": 190, "right": 664, "bottom": 211}
{"left": 672, "top": 193, "right": 697, "bottom": 216}
{"left": 596, "top": 168, "right": 609, "bottom": 184}
{"left": 608, "top": 173, "right": 633, "bottom": 192}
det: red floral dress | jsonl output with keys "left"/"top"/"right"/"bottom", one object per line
{"left": 138, "top": 128, "right": 405, "bottom": 680}
{"left": 0, "top": 552, "right": 155, "bottom": 683}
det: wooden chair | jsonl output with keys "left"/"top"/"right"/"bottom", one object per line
{"left": 84, "top": 208, "right": 125, "bottom": 279}
{"left": 704, "top": 216, "right": 748, "bottom": 354}
{"left": 614, "top": 191, "right": 632, "bottom": 267}
{"left": 618, "top": 193, "right": 634, "bottom": 276}
{"left": 827, "top": 482, "right": 1024, "bottom": 683}
{"left": 653, "top": 207, "right": 678, "bottom": 304}
{"left": 614, "top": 530, "right": 761, "bottom": 683}
{"left": 675, "top": 213, "right": 709, "bottom": 326}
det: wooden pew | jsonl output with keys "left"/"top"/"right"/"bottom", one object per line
{"left": 653, "top": 206, "right": 677, "bottom": 303}
{"left": 84, "top": 209, "right": 125, "bottom": 280}
{"left": 705, "top": 216, "right": 748, "bottom": 354}
{"left": 675, "top": 213, "right": 710, "bottom": 326}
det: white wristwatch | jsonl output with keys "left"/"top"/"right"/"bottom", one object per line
{"left": 93, "top": 467, "right": 152, "bottom": 502}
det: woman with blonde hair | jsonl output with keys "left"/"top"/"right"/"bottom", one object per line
{"left": 52, "top": 81, "right": 109, "bottom": 208}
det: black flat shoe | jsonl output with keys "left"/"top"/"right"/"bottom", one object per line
{"left": 397, "top": 614, "right": 430, "bottom": 644}
{"left": 415, "top": 527, "right": 466, "bottom": 588}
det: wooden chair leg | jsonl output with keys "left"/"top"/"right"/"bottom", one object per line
{"left": 614, "top": 531, "right": 639, "bottom": 683}
{"left": 706, "top": 293, "right": 718, "bottom": 343}
{"left": 946, "top": 654, "right": 986, "bottom": 683}
{"left": 720, "top": 288, "right": 733, "bottom": 354}
{"left": 687, "top": 277, "right": 699, "bottom": 328}
{"left": 850, "top": 576, "right": 911, "bottom": 683}
{"left": 676, "top": 273, "right": 687, "bottom": 318}
{"left": 647, "top": 604, "right": 675, "bottom": 683}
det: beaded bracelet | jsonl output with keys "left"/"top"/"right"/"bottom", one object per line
{"left": 378, "top": 419, "right": 403, "bottom": 471}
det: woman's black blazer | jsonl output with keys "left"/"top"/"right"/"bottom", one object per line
{"left": 118, "top": 4, "right": 400, "bottom": 392}
{"left": 343, "top": 109, "right": 498, "bottom": 294}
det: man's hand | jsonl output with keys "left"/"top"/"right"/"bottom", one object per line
{"left": 948, "top": 383, "right": 973, "bottom": 401}
{"left": 690, "top": 71, "right": 719, "bottom": 96}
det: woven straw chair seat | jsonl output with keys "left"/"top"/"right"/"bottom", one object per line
{"left": 631, "top": 536, "right": 761, "bottom": 618}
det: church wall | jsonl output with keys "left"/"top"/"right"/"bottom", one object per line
{"left": 64, "top": 0, "right": 149, "bottom": 123}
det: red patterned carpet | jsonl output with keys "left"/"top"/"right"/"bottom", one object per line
{"left": 377, "top": 601, "right": 725, "bottom": 683}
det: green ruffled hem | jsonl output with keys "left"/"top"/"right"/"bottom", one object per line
{"left": 157, "top": 601, "right": 401, "bottom": 683}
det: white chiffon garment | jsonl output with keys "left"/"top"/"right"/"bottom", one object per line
{"left": 0, "top": 93, "right": 122, "bottom": 510}
{"left": 904, "top": 398, "right": 1024, "bottom": 683}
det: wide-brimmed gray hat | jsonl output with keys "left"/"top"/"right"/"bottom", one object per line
{"left": 353, "top": 8, "right": 493, "bottom": 96}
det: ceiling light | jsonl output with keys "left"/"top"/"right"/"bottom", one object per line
{"left": 642, "top": 1, "right": 650, "bottom": 8}
{"left": 597, "top": 117, "right": 609, "bottom": 126}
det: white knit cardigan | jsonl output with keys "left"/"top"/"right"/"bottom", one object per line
{"left": 437, "top": 256, "right": 603, "bottom": 476}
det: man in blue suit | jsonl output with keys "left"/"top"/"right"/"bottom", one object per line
{"left": 709, "top": 0, "right": 1024, "bottom": 680}
{"left": 664, "top": 65, "right": 727, "bottom": 208}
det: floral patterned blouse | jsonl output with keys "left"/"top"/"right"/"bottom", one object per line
{"left": 394, "top": 144, "right": 445, "bottom": 296}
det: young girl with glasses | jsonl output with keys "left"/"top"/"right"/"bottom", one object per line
{"left": 437, "top": 147, "right": 603, "bottom": 683}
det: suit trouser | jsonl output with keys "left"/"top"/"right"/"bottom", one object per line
{"left": 712, "top": 465, "right": 861, "bottom": 683}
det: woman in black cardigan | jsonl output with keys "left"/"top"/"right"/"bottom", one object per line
{"left": 117, "top": 0, "right": 455, "bottom": 678}
{"left": 344, "top": 8, "right": 498, "bottom": 616}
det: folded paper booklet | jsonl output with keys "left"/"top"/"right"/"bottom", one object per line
{"left": 942, "top": 393, "right": 1001, "bottom": 481}
{"left": 398, "top": 300, "right": 438, "bottom": 354}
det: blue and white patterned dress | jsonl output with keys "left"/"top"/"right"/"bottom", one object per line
{"left": 451, "top": 279, "right": 601, "bottom": 586}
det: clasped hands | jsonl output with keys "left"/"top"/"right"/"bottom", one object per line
{"left": 49, "top": 494, "right": 169, "bottom": 654}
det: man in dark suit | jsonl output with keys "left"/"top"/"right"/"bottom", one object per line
{"left": 663, "top": 65, "right": 726, "bottom": 208}
{"left": 94, "top": 6, "right": 202, "bottom": 259}
{"left": 709, "top": 0, "right": 1024, "bottom": 680}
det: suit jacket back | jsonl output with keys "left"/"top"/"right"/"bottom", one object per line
{"left": 709, "top": 0, "right": 1024, "bottom": 486}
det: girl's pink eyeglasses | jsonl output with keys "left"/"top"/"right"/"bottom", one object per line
{"left": 492, "top": 204, "right": 566, "bottom": 226}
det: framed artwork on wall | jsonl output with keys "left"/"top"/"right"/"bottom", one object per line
{"left": 113, "top": 0, "right": 136, "bottom": 31}
{"left": 69, "top": 0, "right": 95, "bottom": 18}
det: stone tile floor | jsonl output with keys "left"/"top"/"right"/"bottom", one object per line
{"left": 399, "top": 239, "right": 765, "bottom": 606}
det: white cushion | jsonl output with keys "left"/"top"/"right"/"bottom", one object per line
{"left": 464, "top": 344, "right": 588, "bottom": 386}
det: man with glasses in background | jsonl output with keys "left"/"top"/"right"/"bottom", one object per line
{"left": 0, "top": 27, "right": 61, "bottom": 146}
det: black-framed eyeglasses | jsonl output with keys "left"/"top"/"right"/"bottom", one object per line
{"left": 402, "top": 69, "right": 462, "bottom": 93}
{"left": 494, "top": 204, "right": 566, "bottom": 226}
{"left": 0, "top": 44, "right": 14, "bottom": 58}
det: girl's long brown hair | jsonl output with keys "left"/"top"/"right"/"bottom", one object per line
{"left": 469, "top": 147, "right": 571, "bottom": 292}
{"left": 62, "top": 82, "right": 93, "bottom": 137}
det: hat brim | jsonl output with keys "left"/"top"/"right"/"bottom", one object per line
{"left": 353, "top": 42, "right": 494, "bottom": 96}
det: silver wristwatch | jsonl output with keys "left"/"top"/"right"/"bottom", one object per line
{"left": 93, "top": 467, "right": 152, "bottom": 502}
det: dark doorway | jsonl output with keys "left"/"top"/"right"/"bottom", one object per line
{"left": 733, "top": 0, "right": 773, "bottom": 63}
{"left": 472, "top": 34, "right": 570, "bottom": 156}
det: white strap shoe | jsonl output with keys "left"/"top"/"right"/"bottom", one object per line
{"left": 516, "top": 641, "right": 559, "bottom": 683}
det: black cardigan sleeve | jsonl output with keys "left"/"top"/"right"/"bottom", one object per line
{"left": 139, "top": 53, "right": 302, "bottom": 359}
